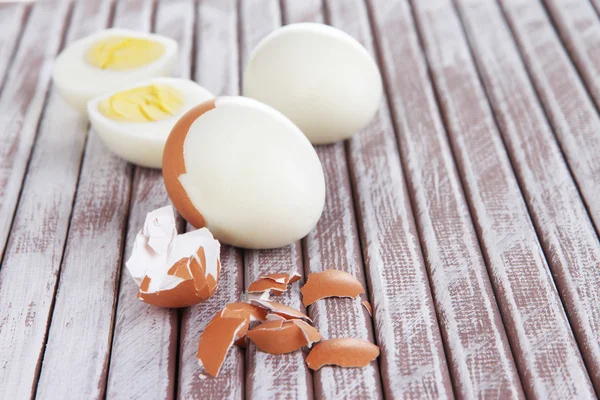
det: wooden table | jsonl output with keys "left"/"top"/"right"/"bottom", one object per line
{"left": 1, "top": 0, "right": 600, "bottom": 398}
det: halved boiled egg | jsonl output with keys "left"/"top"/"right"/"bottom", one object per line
{"left": 53, "top": 28, "right": 178, "bottom": 113}
{"left": 162, "top": 96, "right": 326, "bottom": 249}
{"left": 87, "top": 77, "right": 214, "bottom": 168}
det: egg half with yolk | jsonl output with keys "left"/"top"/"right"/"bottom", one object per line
{"left": 53, "top": 28, "right": 177, "bottom": 114}
{"left": 162, "top": 96, "right": 326, "bottom": 249}
{"left": 88, "top": 77, "right": 213, "bottom": 168}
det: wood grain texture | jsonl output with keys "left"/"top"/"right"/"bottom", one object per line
{"left": 34, "top": 0, "right": 153, "bottom": 398}
{"left": 177, "top": 1, "right": 246, "bottom": 398}
{"left": 0, "top": 3, "right": 28, "bottom": 92}
{"left": 412, "top": 1, "right": 593, "bottom": 398}
{"left": 367, "top": 0, "right": 524, "bottom": 398}
{"left": 239, "top": 2, "right": 313, "bottom": 399}
{"left": 501, "top": 0, "right": 600, "bottom": 391}
{"left": 455, "top": 0, "right": 600, "bottom": 396}
{"left": 325, "top": 0, "right": 454, "bottom": 398}
{"left": 537, "top": 0, "right": 600, "bottom": 234}
{"left": 105, "top": 0, "right": 194, "bottom": 398}
{"left": 0, "top": 1, "right": 106, "bottom": 398}
{"left": 543, "top": 0, "right": 600, "bottom": 113}
{"left": 0, "top": 0, "right": 71, "bottom": 272}
{"left": 280, "top": 1, "right": 383, "bottom": 399}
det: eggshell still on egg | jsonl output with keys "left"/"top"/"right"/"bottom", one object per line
{"left": 162, "top": 96, "right": 326, "bottom": 249}
{"left": 53, "top": 28, "right": 178, "bottom": 114}
{"left": 244, "top": 23, "right": 383, "bottom": 144}
{"left": 88, "top": 77, "right": 214, "bottom": 168}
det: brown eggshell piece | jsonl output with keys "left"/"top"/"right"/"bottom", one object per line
{"left": 221, "top": 302, "right": 267, "bottom": 347}
{"left": 247, "top": 320, "right": 321, "bottom": 354}
{"left": 248, "top": 278, "right": 287, "bottom": 295}
{"left": 197, "top": 314, "right": 247, "bottom": 377}
{"left": 305, "top": 338, "right": 380, "bottom": 371}
{"left": 162, "top": 99, "right": 216, "bottom": 229}
{"left": 250, "top": 299, "right": 312, "bottom": 323}
{"left": 300, "top": 270, "right": 365, "bottom": 306}
{"left": 362, "top": 301, "right": 373, "bottom": 316}
{"left": 291, "top": 319, "right": 322, "bottom": 348}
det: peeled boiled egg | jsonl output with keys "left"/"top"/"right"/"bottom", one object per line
{"left": 53, "top": 28, "right": 177, "bottom": 113}
{"left": 243, "top": 23, "right": 383, "bottom": 144}
{"left": 162, "top": 96, "right": 326, "bottom": 249}
{"left": 87, "top": 77, "right": 213, "bottom": 168}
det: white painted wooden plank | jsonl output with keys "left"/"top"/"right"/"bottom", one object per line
{"left": 537, "top": 0, "right": 600, "bottom": 236}
{"left": 280, "top": 1, "right": 383, "bottom": 399}
{"left": 412, "top": 1, "right": 593, "bottom": 398}
{"left": 543, "top": 0, "right": 600, "bottom": 112}
{"left": 178, "top": 1, "right": 246, "bottom": 398}
{"left": 0, "top": 0, "right": 71, "bottom": 274}
{"left": 0, "top": 0, "right": 114, "bottom": 398}
{"left": 34, "top": 0, "right": 153, "bottom": 399}
{"left": 501, "top": 0, "right": 600, "bottom": 390}
{"left": 0, "top": 3, "right": 28, "bottom": 92}
{"left": 106, "top": 0, "right": 195, "bottom": 398}
{"left": 456, "top": 0, "right": 600, "bottom": 396}
{"left": 238, "top": 2, "right": 314, "bottom": 398}
{"left": 323, "top": 0, "right": 454, "bottom": 398}
{"left": 367, "top": 0, "right": 524, "bottom": 398}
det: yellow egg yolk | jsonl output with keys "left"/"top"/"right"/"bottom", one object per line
{"left": 86, "top": 36, "right": 164, "bottom": 70}
{"left": 98, "top": 84, "right": 184, "bottom": 122}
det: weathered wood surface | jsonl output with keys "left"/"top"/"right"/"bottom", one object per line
{"left": 178, "top": 1, "right": 246, "bottom": 399}
{"left": 368, "top": 0, "right": 523, "bottom": 397}
{"left": 412, "top": 0, "right": 593, "bottom": 398}
{"left": 35, "top": 0, "right": 151, "bottom": 398}
{"left": 2, "top": 0, "right": 600, "bottom": 398}
{"left": 283, "top": 1, "right": 384, "bottom": 399}
{"left": 536, "top": 0, "right": 600, "bottom": 234}
{"left": 0, "top": 0, "right": 104, "bottom": 398}
{"left": 501, "top": 0, "right": 600, "bottom": 391}
{"left": 456, "top": 0, "right": 600, "bottom": 397}
{"left": 106, "top": 0, "right": 192, "bottom": 398}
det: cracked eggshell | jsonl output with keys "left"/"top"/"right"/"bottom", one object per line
{"left": 88, "top": 78, "right": 214, "bottom": 168}
{"left": 125, "top": 206, "right": 221, "bottom": 308}
{"left": 305, "top": 338, "right": 380, "bottom": 370}
{"left": 243, "top": 23, "right": 383, "bottom": 144}
{"left": 300, "top": 269, "right": 365, "bottom": 306}
{"left": 246, "top": 319, "right": 322, "bottom": 354}
{"left": 162, "top": 96, "right": 326, "bottom": 249}
{"left": 53, "top": 29, "right": 178, "bottom": 114}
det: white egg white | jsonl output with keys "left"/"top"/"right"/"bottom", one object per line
{"left": 178, "top": 96, "right": 326, "bottom": 249}
{"left": 88, "top": 77, "right": 214, "bottom": 168}
{"left": 53, "top": 28, "right": 178, "bottom": 114}
{"left": 243, "top": 23, "right": 383, "bottom": 144}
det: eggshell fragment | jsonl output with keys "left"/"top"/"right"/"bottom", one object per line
{"left": 125, "top": 206, "right": 221, "bottom": 308}
{"left": 247, "top": 272, "right": 302, "bottom": 295}
{"left": 246, "top": 320, "right": 322, "bottom": 354}
{"left": 362, "top": 301, "right": 373, "bottom": 317}
{"left": 300, "top": 270, "right": 365, "bottom": 306}
{"left": 250, "top": 299, "right": 312, "bottom": 323}
{"left": 244, "top": 23, "right": 383, "bottom": 144}
{"left": 221, "top": 302, "right": 268, "bottom": 347}
{"left": 305, "top": 338, "right": 380, "bottom": 371}
{"left": 162, "top": 96, "right": 326, "bottom": 249}
{"left": 197, "top": 314, "right": 247, "bottom": 377}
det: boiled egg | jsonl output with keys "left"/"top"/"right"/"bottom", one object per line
{"left": 243, "top": 23, "right": 383, "bottom": 144}
{"left": 53, "top": 28, "right": 177, "bottom": 113}
{"left": 162, "top": 96, "right": 326, "bottom": 249}
{"left": 87, "top": 77, "right": 214, "bottom": 168}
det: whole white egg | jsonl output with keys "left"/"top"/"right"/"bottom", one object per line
{"left": 162, "top": 96, "right": 326, "bottom": 249}
{"left": 243, "top": 23, "right": 383, "bottom": 144}
{"left": 87, "top": 77, "right": 214, "bottom": 168}
{"left": 53, "top": 28, "right": 178, "bottom": 114}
